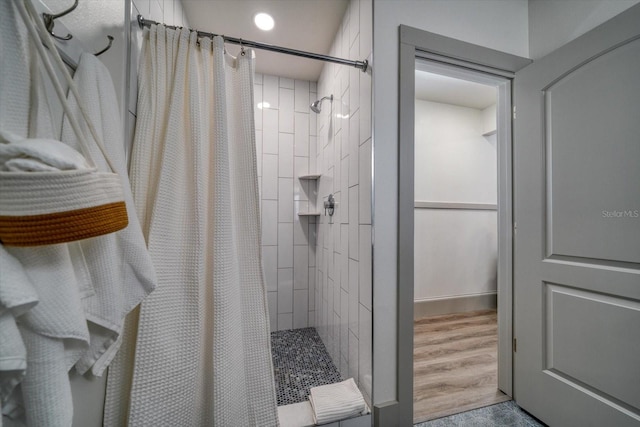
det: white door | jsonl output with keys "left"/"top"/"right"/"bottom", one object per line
{"left": 513, "top": 4, "right": 640, "bottom": 427}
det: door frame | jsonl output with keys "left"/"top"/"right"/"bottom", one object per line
{"left": 395, "top": 25, "right": 531, "bottom": 423}
{"left": 412, "top": 57, "right": 513, "bottom": 391}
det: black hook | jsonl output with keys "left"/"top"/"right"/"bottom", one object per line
{"left": 94, "top": 35, "right": 114, "bottom": 56}
{"left": 42, "top": 0, "right": 79, "bottom": 41}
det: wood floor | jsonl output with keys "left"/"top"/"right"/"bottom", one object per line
{"left": 413, "top": 309, "right": 510, "bottom": 423}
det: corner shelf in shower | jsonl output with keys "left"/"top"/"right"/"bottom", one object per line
{"left": 298, "top": 174, "right": 321, "bottom": 180}
{"left": 297, "top": 174, "right": 322, "bottom": 217}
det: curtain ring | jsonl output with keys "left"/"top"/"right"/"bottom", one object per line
{"left": 239, "top": 39, "right": 246, "bottom": 56}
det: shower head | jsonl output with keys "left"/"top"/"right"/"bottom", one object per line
{"left": 310, "top": 101, "right": 322, "bottom": 114}
{"left": 310, "top": 95, "right": 333, "bottom": 113}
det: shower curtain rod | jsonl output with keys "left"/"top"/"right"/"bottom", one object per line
{"left": 137, "top": 15, "right": 368, "bottom": 73}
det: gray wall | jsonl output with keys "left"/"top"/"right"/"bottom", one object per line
{"left": 528, "top": 0, "right": 640, "bottom": 59}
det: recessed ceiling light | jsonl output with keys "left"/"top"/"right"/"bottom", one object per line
{"left": 254, "top": 13, "right": 274, "bottom": 31}
{"left": 257, "top": 101, "right": 271, "bottom": 109}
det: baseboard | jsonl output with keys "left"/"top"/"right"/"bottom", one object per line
{"left": 414, "top": 292, "right": 497, "bottom": 319}
{"left": 374, "top": 401, "right": 399, "bottom": 427}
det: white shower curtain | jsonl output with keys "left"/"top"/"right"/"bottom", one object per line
{"left": 104, "top": 25, "right": 278, "bottom": 426}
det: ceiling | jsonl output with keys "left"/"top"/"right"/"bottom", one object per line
{"left": 415, "top": 70, "right": 497, "bottom": 110}
{"left": 182, "top": 0, "right": 349, "bottom": 82}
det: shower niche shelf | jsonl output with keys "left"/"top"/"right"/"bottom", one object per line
{"left": 298, "top": 174, "right": 321, "bottom": 180}
{"left": 297, "top": 174, "right": 322, "bottom": 217}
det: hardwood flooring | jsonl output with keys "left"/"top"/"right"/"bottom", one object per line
{"left": 413, "top": 309, "right": 510, "bottom": 424}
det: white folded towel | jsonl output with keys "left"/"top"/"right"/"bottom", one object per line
{"left": 277, "top": 401, "right": 315, "bottom": 427}
{"left": 0, "top": 130, "right": 91, "bottom": 171}
{"left": 309, "top": 378, "right": 369, "bottom": 425}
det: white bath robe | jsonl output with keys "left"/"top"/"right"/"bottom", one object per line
{"left": 1, "top": 2, "right": 92, "bottom": 425}
{"left": 61, "top": 52, "right": 157, "bottom": 377}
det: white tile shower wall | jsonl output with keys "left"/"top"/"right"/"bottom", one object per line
{"left": 255, "top": 74, "right": 319, "bottom": 332}
{"left": 314, "top": 0, "right": 372, "bottom": 405}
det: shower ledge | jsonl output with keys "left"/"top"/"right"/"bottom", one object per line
{"left": 298, "top": 174, "right": 321, "bottom": 180}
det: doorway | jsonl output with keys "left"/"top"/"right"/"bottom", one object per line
{"left": 411, "top": 61, "right": 512, "bottom": 423}
{"left": 394, "top": 25, "right": 532, "bottom": 426}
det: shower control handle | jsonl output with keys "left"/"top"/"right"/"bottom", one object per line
{"left": 324, "top": 194, "right": 335, "bottom": 217}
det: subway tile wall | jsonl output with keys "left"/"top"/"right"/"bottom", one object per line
{"left": 314, "top": 0, "right": 373, "bottom": 405}
{"left": 254, "top": 74, "right": 318, "bottom": 332}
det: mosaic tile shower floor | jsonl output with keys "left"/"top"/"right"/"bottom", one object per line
{"left": 414, "top": 401, "right": 546, "bottom": 427}
{"left": 271, "top": 327, "right": 343, "bottom": 406}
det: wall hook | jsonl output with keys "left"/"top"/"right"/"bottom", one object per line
{"left": 94, "top": 35, "right": 114, "bottom": 56}
{"left": 42, "top": 0, "right": 79, "bottom": 40}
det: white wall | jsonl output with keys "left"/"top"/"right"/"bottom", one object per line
{"left": 528, "top": 0, "right": 640, "bottom": 59}
{"left": 372, "top": 0, "right": 529, "bottom": 405}
{"left": 415, "top": 209, "right": 497, "bottom": 298}
{"left": 414, "top": 100, "right": 497, "bottom": 301}
{"left": 253, "top": 74, "right": 318, "bottom": 332}
{"left": 44, "top": 0, "right": 126, "bottom": 111}
{"left": 414, "top": 101, "right": 496, "bottom": 205}
{"left": 481, "top": 104, "right": 497, "bottom": 135}
{"left": 314, "top": 0, "right": 373, "bottom": 404}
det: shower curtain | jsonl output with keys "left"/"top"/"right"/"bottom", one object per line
{"left": 104, "top": 25, "right": 278, "bottom": 426}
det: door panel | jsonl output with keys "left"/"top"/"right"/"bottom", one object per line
{"left": 546, "top": 37, "right": 640, "bottom": 264}
{"left": 547, "top": 284, "right": 640, "bottom": 409}
{"left": 514, "top": 4, "right": 640, "bottom": 426}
